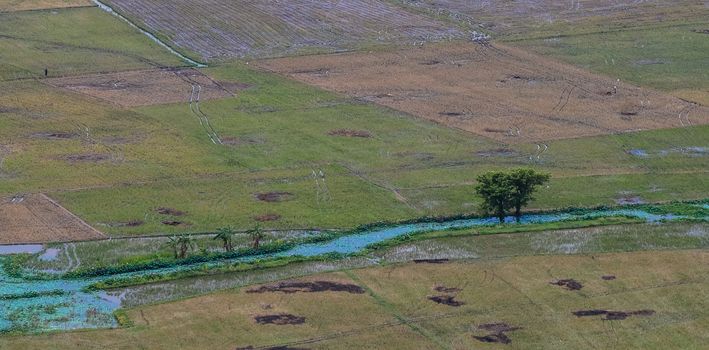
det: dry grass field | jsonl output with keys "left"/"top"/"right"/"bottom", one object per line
{"left": 102, "top": 0, "right": 462, "bottom": 60}
{"left": 4, "top": 248, "right": 708, "bottom": 349}
{"left": 0, "top": 0, "right": 90, "bottom": 12}
{"left": 260, "top": 42, "right": 709, "bottom": 142}
{"left": 0, "top": 193, "right": 104, "bottom": 244}
{"left": 47, "top": 68, "right": 238, "bottom": 107}
{"left": 398, "top": 0, "right": 707, "bottom": 38}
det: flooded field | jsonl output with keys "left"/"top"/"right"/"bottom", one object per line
{"left": 0, "top": 205, "right": 706, "bottom": 333}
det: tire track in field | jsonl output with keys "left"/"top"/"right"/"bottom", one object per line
{"left": 177, "top": 72, "right": 223, "bottom": 145}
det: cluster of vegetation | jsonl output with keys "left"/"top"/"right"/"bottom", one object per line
{"left": 0, "top": 289, "right": 67, "bottom": 301}
{"left": 475, "top": 168, "right": 550, "bottom": 222}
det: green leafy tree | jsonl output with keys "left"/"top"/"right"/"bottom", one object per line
{"left": 174, "top": 234, "right": 196, "bottom": 259}
{"left": 247, "top": 224, "right": 264, "bottom": 249}
{"left": 214, "top": 226, "right": 235, "bottom": 252}
{"left": 508, "top": 168, "right": 550, "bottom": 222}
{"left": 165, "top": 235, "right": 180, "bottom": 258}
{"left": 474, "top": 171, "right": 515, "bottom": 223}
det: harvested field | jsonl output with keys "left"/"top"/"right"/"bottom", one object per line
{"left": 101, "top": 0, "right": 462, "bottom": 60}
{"left": 397, "top": 0, "right": 704, "bottom": 37}
{"left": 0, "top": 193, "right": 104, "bottom": 244}
{"left": 47, "top": 68, "right": 234, "bottom": 107}
{"left": 260, "top": 43, "right": 709, "bottom": 142}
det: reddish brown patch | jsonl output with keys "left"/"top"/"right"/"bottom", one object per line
{"left": 156, "top": 207, "right": 186, "bottom": 216}
{"left": 255, "top": 192, "right": 294, "bottom": 202}
{"left": 254, "top": 213, "right": 281, "bottom": 222}
{"left": 327, "top": 129, "right": 372, "bottom": 138}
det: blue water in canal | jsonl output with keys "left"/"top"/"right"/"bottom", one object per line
{"left": 0, "top": 208, "right": 700, "bottom": 332}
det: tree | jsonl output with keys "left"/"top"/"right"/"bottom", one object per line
{"left": 507, "top": 168, "right": 550, "bottom": 222}
{"left": 166, "top": 234, "right": 196, "bottom": 259}
{"left": 474, "top": 171, "right": 515, "bottom": 223}
{"left": 165, "top": 235, "right": 180, "bottom": 258}
{"left": 214, "top": 226, "right": 235, "bottom": 252}
{"left": 247, "top": 224, "right": 264, "bottom": 250}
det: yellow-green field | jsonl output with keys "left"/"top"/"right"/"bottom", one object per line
{"left": 0, "top": 0, "right": 90, "bottom": 12}
{"left": 4, "top": 246, "right": 708, "bottom": 349}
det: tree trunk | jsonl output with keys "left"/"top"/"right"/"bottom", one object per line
{"left": 496, "top": 206, "right": 505, "bottom": 223}
{"left": 514, "top": 205, "right": 521, "bottom": 223}
{"left": 253, "top": 238, "right": 260, "bottom": 250}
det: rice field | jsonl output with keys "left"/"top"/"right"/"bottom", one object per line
{"left": 101, "top": 0, "right": 464, "bottom": 61}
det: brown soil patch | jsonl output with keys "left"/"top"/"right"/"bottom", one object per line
{"left": 473, "top": 322, "right": 521, "bottom": 344}
{"left": 433, "top": 285, "right": 461, "bottom": 293}
{"left": 254, "top": 192, "right": 294, "bottom": 203}
{"left": 161, "top": 220, "right": 190, "bottom": 227}
{"left": 247, "top": 280, "right": 365, "bottom": 294}
{"left": 414, "top": 258, "right": 449, "bottom": 264}
{"left": 30, "top": 132, "right": 78, "bottom": 140}
{"left": 47, "top": 68, "right": 237, "bottom": 107}
{"left": 428, "top": 295, "right": 465, "bottom": 307}
{"left": 573, "top": 309, "right": 655, "bottom": 320}
{"left": 237, "top": 347, "right": 308, "bottom": 350}
{"left": 62, "top": 153, "right": 113, "bottom": 163}
{"left": 101, "top": 220, "right": 144, "bottom": 228}
{"left": 254, "top": 213, "right": 281, "bottom": 222}
{"left": 475, "top": 148, "right": 518, "bottom": 158}
{"left": 259, "top": 43, "right": 709, "bottom": 142}
{"left": 327, "top": 129, "right": 372, "bottom": 138}
{"left": 221, "top": 136, "right": 265, "bottom": 146}
{"left": 0, "top": 193, "right": 105, "bottom": 244}
{"left": 254, "top": 314, "right": 306, "bottom": 325}
{"left": 156, "top": 207, "right": 186, "bottom": 216}
{"left": 550, "top": 279, "right": 583, "bottom": 291}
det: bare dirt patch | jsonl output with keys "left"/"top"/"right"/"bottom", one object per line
{"left": 0, "top": 193, "right": 104, "bottom": 244}
{"left": 473, "top": 322, "right": 522, "bottom": 344}
{"left": 428, "top": 295, "right": 465, "bottom": 307}
{"left": 156, "top": 207, "right": 186, "bottom": 216}
{"left": 221, "top": 136, "right": 265, "bottom": 146}
{"left": 99, "top": 220, "right": 144, "bottom": 228}
{"left": 254, "top": 192, "right": 294, "bottom": 203}
{"left": 247, "top": 280, "right": 365, "bottom": 294}
{"left": 573, "top": 309, "right": 655, "bottom": 320}
{"left": 327, "top": 129, "right": 372, "bottom": 138}
{"left": 260, "top": 43, "right": 709, "bottom": 142}
{"left": 47, "top": 68, "right": 236, "bottom": 107}
{"left": 61, "top": 153, "right": 113, "bottom": 163}
{"left": 433, "top": 285, "right": 461, "bottom": 293}
{"left": 254, "top": 213, "right": 281, "bottom": 222}
{"left": 414, "top": 258, "right": 449, "bottom": 264}
{"left": 601, "top": 275, "right": 617, "bottom": 280}
{"left": 30, "top": 132, "right": 78, "bottom": 140}
{"left": 475, "top": 148, "right": 518, "bottom": 158}
{"left": 254, "top": 314, "right": 306, "bottom": 325}
{"left": 161, "top": 220, "right": 190, "bottom": 227}
{"left": 550, "top": 279, "right": 583, "bottom": 291}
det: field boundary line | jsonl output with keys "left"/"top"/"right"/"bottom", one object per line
{"left": 91, "top": 0, "right": 205, "bottom": 67}
{"left": 0, "top": 4, "right": 96, "bottom": 15}
{"left": 39, "top": 193, "right": 107, "bottom": 239}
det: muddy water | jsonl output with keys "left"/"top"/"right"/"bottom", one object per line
{"left": 0, "top": 208, "right": 701, "bottom": 333}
